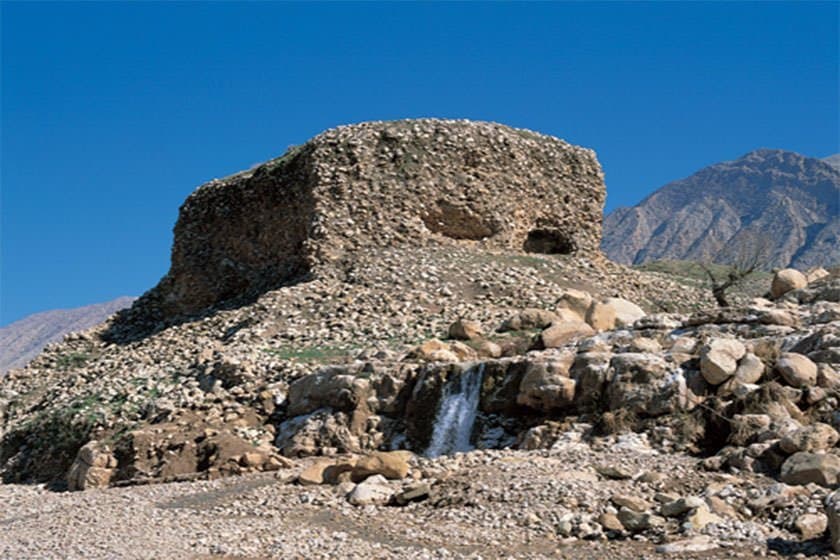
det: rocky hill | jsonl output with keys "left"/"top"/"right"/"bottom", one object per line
{"left": 0, "top": 297, "right": 135, "bottom": 374}
{"left": 1, "top": 121, "right": 838, "bottom": 558}
{"left": 602, "top": 149, "right": 840, "bottom": 269}
{"left": 824, "top": 154, "right": 840, "bottom": 172}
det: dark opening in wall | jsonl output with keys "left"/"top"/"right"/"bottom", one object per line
{"left": 523, "top": 229, "right": 575, "bottom": 254}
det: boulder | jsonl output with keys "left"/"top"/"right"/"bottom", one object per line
{"left": 540, "top": 320, "right": 594, "bottom": 348}
{"left": 771, "top": 268, "right": 807, "bottom": 298}
{"left": 806, "top": 267, "right": 830, "bottom": 284}
{"left": 585, "top": 301, "right": 617, "bottom": 332}
{"left": 66, "top": 441, "right": 117, "bottom": 491}
{"left": 499, "top": 308, "right": 558, "bottom": 332}
{"left": 699, "top": 338, "right": 746, "bottom": 385}
{"left": 351, "top": 451, "right": 411, "bottom": 482}
{"left": 734, "top": 353, "right": 764, "bottom": 384}
{"left": 556, "top": 289, "right": 593, "bottom": 318}
{"left": 602, "top": 298, "right": 646, "bottom": 327}
{"left": 827, "top": 490, "right": 840, "bottom": 553}
{"left": 780, "top": 452, "right": 840, "bottom": 488}
{"left": 794, "top": 513, "right": 828, "bottom": 539}
{"left": 780, "top": 423, "right": 839, "bottom": 454}
{"left": 298, "top": 460, "right": 331, "bottom": 486}
{"left": 347, "top": 474, "right": 393, "bottom": 506}
{"left": 448, "top": 319, "right": 483, "bottom": 341}
{"left": 516, "top": 360, "right": 577, "bottom": 412}
{"left": 776, "top": 353, "right": 818, "bottom": 388}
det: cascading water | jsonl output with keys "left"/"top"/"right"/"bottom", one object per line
{"left": 425, "top": 363, "right": 485, "bottom": 458}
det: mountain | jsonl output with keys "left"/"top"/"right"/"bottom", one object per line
{"left": 602, "top": 149, "right": 840, "bottom": 269}
{"left": 824, "top": 153, "right": 840, "bottom": 171}
{"left": 0, "top": 297, "right": 135, "bottom": 374}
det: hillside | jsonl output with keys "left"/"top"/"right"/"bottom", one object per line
{"left": 1, "top": 121, "right": 838, "bottom": 558}
{"left": 0, "top": 297, "right": 135, "bottom": 374}
{"left": 602, "top": 149, "right": 840, "bottom": 269}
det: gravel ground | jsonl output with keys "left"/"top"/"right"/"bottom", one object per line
{"left": 2, "top": 437, "right": 831, "bottom": 560}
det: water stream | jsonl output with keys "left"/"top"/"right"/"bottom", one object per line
{"left": 425, "top": 363, "right": 485, "bottom": 458}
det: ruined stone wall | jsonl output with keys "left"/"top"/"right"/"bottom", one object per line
{"left": 144, "top": 119, "right": 606, "bottom": 318}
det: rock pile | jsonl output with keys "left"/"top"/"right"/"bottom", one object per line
{"left": 131, "top": 119, "right": 605, "bottom": 320}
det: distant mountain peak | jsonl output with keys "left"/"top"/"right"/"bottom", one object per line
{"left": 0, "top": 297, "right": 135, "bottom": 374}
{"left": 602, "top": 149, "right": 840, "bottom": 269}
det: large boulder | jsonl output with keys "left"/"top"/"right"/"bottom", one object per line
{"left": 780, "top": 452, "right": 840, "bottom": 488}
{"left": 771, "top": 268, "right": 808, "bottom": 299}
{"left": 776, "top": 353, "right": 818, "bottom": 388}
{"left": 602, "top": 298, "right": 646, "bottom": 327}
{"left": 540, "top": 320, "right": 594, "bottom": 348}
{"left": 66, "top": 441, "right": 117, "bottom": 491}
{"left": 699, "top": 338, "right": 746, "bottom": 385}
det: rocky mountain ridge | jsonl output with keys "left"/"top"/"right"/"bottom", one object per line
{"left": 0, "top": 297, "right": 135, "bottom": 374}
{"left": 602, "top": 149, "right": 840, "bottom": 269}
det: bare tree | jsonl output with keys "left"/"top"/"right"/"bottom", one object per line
{"left": 700, "top": 233, "right": 772, "bottom": 307}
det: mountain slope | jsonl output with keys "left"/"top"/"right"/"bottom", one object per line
{"left": 0, "top": 297, "right": 135, "bottom": 373}
{"left": 602, "top": 149, "right": 840, "bottom": 269}
{"left": 823, "top": 153, "right": 840, "bottom": 171}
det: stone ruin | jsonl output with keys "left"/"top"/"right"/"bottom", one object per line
{"left": 137, "top": 119, "right": 606, "bottom": 318}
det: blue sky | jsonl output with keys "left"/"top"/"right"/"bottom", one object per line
{"left": 2, "top": 1, "right": 838, "bottom": 325}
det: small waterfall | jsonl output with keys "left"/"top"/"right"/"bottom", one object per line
{"left": 425, "top": 363, "right": 485, "bottom": 458}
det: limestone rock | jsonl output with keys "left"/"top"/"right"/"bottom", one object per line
{"left": 585, "top": 301, "right": 617, "bottom": 332}
{"left": 780, "top": 423, "right": 839, "bottom": 454}
{"left": 794, "top": 512, "right": 828, "bottom": 539}
{"left": 556, "top": 289, "right": 593, "bottom": 318}
{"left": 66, "top": 441, "right": 117, "bottom": 491}
{"left": 602, "top": 298, "right": 646, "bottom": 327}
{"left": 734, "top": 353, "right": 764, "bottom": 384}
{"left": 780, "top": 452, "right": 840, "bottom": 488}
{"left": 347, "top": 474, "right": 393, "bottom": 506}
{"left": 448, "top": 319, "right": 483, "bottom": 341}
{"left": 772, "top": 268, "right": 808, "bottom": 298}
{"left": 699, "top": 338, "right": 746, "bottom": 385}
{"left": 351, "top": 451, "right": 411, "bottom": 482}
{"left": 500, "top": 308, "right": 558, "bottom": 332}
{"left": 776, "top": 352, "right": 818, "bottom": 388}
{"left": 540, "top": 320, "right": 594, "bottom": 349}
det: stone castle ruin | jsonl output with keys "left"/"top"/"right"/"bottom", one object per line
{"left": 141, "top": 119, "right": 605, "bottom": 318}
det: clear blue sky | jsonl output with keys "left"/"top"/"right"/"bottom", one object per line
{"left": 2, "top": 1, "right": 838, "bottom": 325}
